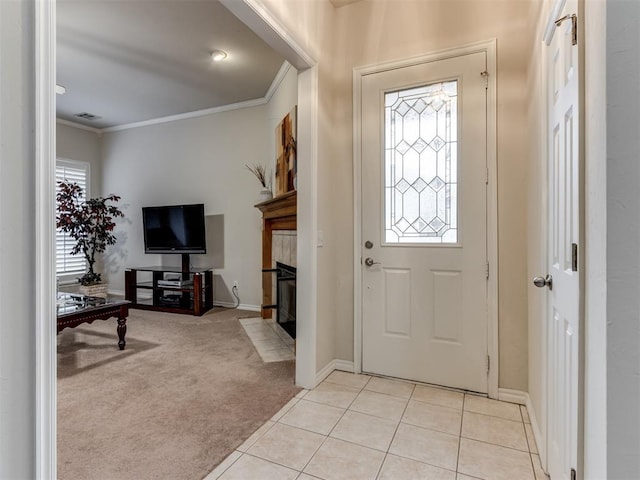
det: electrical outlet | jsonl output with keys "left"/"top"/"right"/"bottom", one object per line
{"left": 233, "top": 281, "right": 238, "bottom": 288}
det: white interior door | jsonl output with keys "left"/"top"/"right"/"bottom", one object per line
{"left": 542, "top": 1, "right": 582, "bottom": 478}
{"left": 360, "top": 51, "right": 489, "bottom": 393}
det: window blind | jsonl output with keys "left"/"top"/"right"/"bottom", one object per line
{"left": 56, "top": 160, "right": 90, "bottom": 278}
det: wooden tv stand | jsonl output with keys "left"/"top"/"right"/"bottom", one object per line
{"left": 125, "top": 266, "right": 213, "bottom": 316}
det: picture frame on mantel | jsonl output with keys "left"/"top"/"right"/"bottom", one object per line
{"left": 275, "top": 106, "right": 297, "bottom": 196}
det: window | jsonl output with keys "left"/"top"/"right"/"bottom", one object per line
{"left": 56, "top": 159, "right": 90, "bottom": 280}
{"left": 384, "top": 80, "right": 458, "bottom": 244}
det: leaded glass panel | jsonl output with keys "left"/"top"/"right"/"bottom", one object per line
{"left": 384, "top": 80, "right": 458, "bottom": 244}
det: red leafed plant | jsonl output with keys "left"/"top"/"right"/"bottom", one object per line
{"left": 56, "top": 181, "right": 124, "bottom": 285}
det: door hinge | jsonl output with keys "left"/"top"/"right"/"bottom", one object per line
{"left": 487, "top": 355, "right": 490, "bottom": 374}
{"left": 485, "top": 167, "right": 489, "bottom": 185}
{"left": 571, "top": 468, "right": 577, "bottom": 480}
{"left": 555, "top": 13, "right": 578, "bottom": 46}
{"left": 572, "top": 243, "right": 578, "bottom": 272}
{"left": 485, "top": 262, "right": 490, "bottom": 279}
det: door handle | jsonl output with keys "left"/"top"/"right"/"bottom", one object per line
{"left": 533, "top": 274, "right": 553, "bottom": 290}
{"left": 364, "top": 257, "right": 380, "bottom": 267}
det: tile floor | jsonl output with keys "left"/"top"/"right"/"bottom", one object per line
{"left": 239, "top": 317, "right": 295, "bottom": 362}
{"left": 205, "top": 371, "right": 549, "bottom": 480}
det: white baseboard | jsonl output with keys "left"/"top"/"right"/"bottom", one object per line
{"left": 498, "top": 388, "right": 528, "bottom": 405}
{"left": 315, "top": 359, "right": 355, "bottom": 386}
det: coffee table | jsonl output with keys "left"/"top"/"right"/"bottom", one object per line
{"left": 57, "top": 293, "right": 131, "bottom": 350}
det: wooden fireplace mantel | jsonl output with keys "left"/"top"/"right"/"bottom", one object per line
{"left": 255, "top": 190, "right": 297, "bottom": 318}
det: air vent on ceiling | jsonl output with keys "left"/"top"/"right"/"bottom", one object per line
{"left": 74, "top": 112, "right": 102, "bottom": 121}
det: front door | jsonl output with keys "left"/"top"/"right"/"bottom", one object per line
{"left": 360, "top": 51, "right": 489, "bottom": 393}
{"left": 542, "top": 1, "right": 582, "bottom": 478}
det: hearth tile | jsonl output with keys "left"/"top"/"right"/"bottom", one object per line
{"left": 462, "top": 411, "right": 528, "bottom": 451}
{"left": 325, "top": 370, "right": 370, "bottom": 389}
{"left": 411, "top": 385, "right": 464, "bottom": 410}
{"left": 238, "top": 317, "right": 264, "bottom": 327}
{"left": 388, "top": 423, "right": 459, "bottom": 470}
{"left": 304, "top": 381, "right": 360, "bottom": 408}
{"left": 237, "top": 421, "right": 275, "bottom": 452}
{"left": 377, "top": 454, "right": 456, "bottom": 480}
{"left": 280, "top": 399, "right": 345, "bottom": 435}
{"left": 402, "top": 400, "right": 462, "bottom": 436}
{"left": 217, "top": 454, "right": 298, "bottom": 480}
{"left": 463, "top": 395, "right": 522, "bottom": 421}
{"left": 364, "top": 376, "right": 415, "bottom": 399}
{"left": 203, "top": 450, "right": 242, "bottom": 479}
{"left": 457, "top": 437, "right": 535, "bottom": 480}
{"left": 329, "top": 410, "right": 398, "bottom": 451}
{"left": 260, "top": 348, "right": 295, "bottom": 362}
{"left": 247, "top": 423, "right": 325, "bottom": 471}
{"left": 349, "top": 390, "right": 408, "bottom": 421}
{"left": 303, "top": 438, "right": 385, "bottom": 480}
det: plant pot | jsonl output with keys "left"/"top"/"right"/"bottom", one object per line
{"left": 79, "top": 283, "right": 108, "bottom": 298}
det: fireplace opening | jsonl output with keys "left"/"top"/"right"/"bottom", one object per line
{"left": 276, "top": 262, "right": 296, "bottom": 339}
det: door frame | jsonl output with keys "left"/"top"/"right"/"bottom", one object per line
{"left": 352, "top": 40, "right": 499, "bottom": 398}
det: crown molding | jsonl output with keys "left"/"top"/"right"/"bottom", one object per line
{"left": 56, "top": 118, "right": 101, "bottom": 134}
{"left": 265, "top": 61, "right": 292, "bottom": 102}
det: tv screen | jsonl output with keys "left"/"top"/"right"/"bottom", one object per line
{"left": 142, "top": 204, "right": 207, "bottom": 254}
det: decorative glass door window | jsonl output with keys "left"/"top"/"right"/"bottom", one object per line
{"left": 384, "top": 80, "right": 458, "bottom": 244}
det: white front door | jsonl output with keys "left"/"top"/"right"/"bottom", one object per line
{"left": 543, "top": 1, "right": 582, "bottom": 478}
{"left": 360, "top": 51, "right": 489, "bottom": 393}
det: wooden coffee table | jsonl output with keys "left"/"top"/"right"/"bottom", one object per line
{"left": 57, "top": 294, "right": 131, "bottom": 350}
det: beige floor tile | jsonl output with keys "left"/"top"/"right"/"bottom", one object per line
{"left": 364, "top": 376, "right": 415, "bottom": 398}
{"left": 402, "top": 400, "right": 462, "bottom": 436}
{"left": 521, "top": 404, "right": 531, "bottom": 423}
{"left": 304, "top": 381, "right": 361, "bottom": 408}
{"left": 412, "top": 385, "right": 464, "bottom": 410}
{"left": 296, "top": 389, "right": 309, "bottom": 399}
{"left": 237, "top": 421, "right": 275, "bottom": 452}
{"left": 389, "top": 423, "right": 459, "bottom": 471}
{"left": 525, "top": 422, "right": 538, "bottom": 453}
{"left": 297, "top": 474, "right": 322, "bottom": 480}
{"left": 462, "top": 411, "right": 528, "bottom": 451}
{"left": 464, "top": 395, "right": 522, "bottom": 421}
{"left": 279, "top": 399, "right": 345, "bottom": 435}
{"left": 239, "top": 317, "right": 264, "bottom": 326}
{"left": 303, "top": 437, "right": 385, "bottom": 480}
{"left": 329, "top": 410, "right": 398, "bottom": 451}
{"left": 325, "top": 370, "right": 370, "bottom": 389}
{"left": 349, "top": 390, "right": 409, "bottom": 421}
{"left": 203, "top": 450, "right": 242, "bottom": 480}
{"left": 270, "top": 397, "right": 300, "bottom": 421}
{"left": 457, "top": 438, "right": 535, "bottom": 480}
{"left": 456, "top": 474, "right": 483, "bottom": 480}
{"left": 260, "top": 348, "right": 296, "bottom": 362}
{"left": 247, "top": 423, "right": 325, "bottom": 471}
{"left": 217, "top": 454, "right": 298, "bottom": 480}
{"left": 377, "top": 454, "right": 456, "bottom": 480}
{"left": 532, "top": 453, "right": 550, "bottom": 480}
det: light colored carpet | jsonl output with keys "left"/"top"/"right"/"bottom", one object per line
{"left": 57, "top": 307, "right": 300, "bottom": 480}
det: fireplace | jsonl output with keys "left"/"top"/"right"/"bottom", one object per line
{"left": 276, "top": 262, "right": 296, "bottom": 339}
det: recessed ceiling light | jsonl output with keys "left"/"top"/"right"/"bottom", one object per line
{"left": 210, "top": 50, "right": 228, "bottom": 62}
{"left": 55, "top": 84, "right": 66, "bottom": 95}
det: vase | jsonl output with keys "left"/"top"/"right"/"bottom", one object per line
{"left": 259, "top": 188, "right": 273, "bottom": 202}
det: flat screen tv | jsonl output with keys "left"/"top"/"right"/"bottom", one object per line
{"left": 142, "top": 204, "right": 206, "bottom": 254}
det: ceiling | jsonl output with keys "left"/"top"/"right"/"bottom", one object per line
{"left": 56, "top": 0, "right": 286, "bottom": 129}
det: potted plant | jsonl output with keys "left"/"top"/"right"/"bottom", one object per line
{"left": 56, "top": 180, "right": 124, "bottom": 297}
{"left": 246, "top": 164, "right": 272, "bottom": 201}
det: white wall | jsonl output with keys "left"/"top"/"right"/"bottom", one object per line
{"left": 0, "top": 0, "right": 36, "bottom": 477}
{"left": 56, "top": 122, "right": 102, "bottom": 196}
{"left": 607, "top": 0, "right": 640, "bottom": 478}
